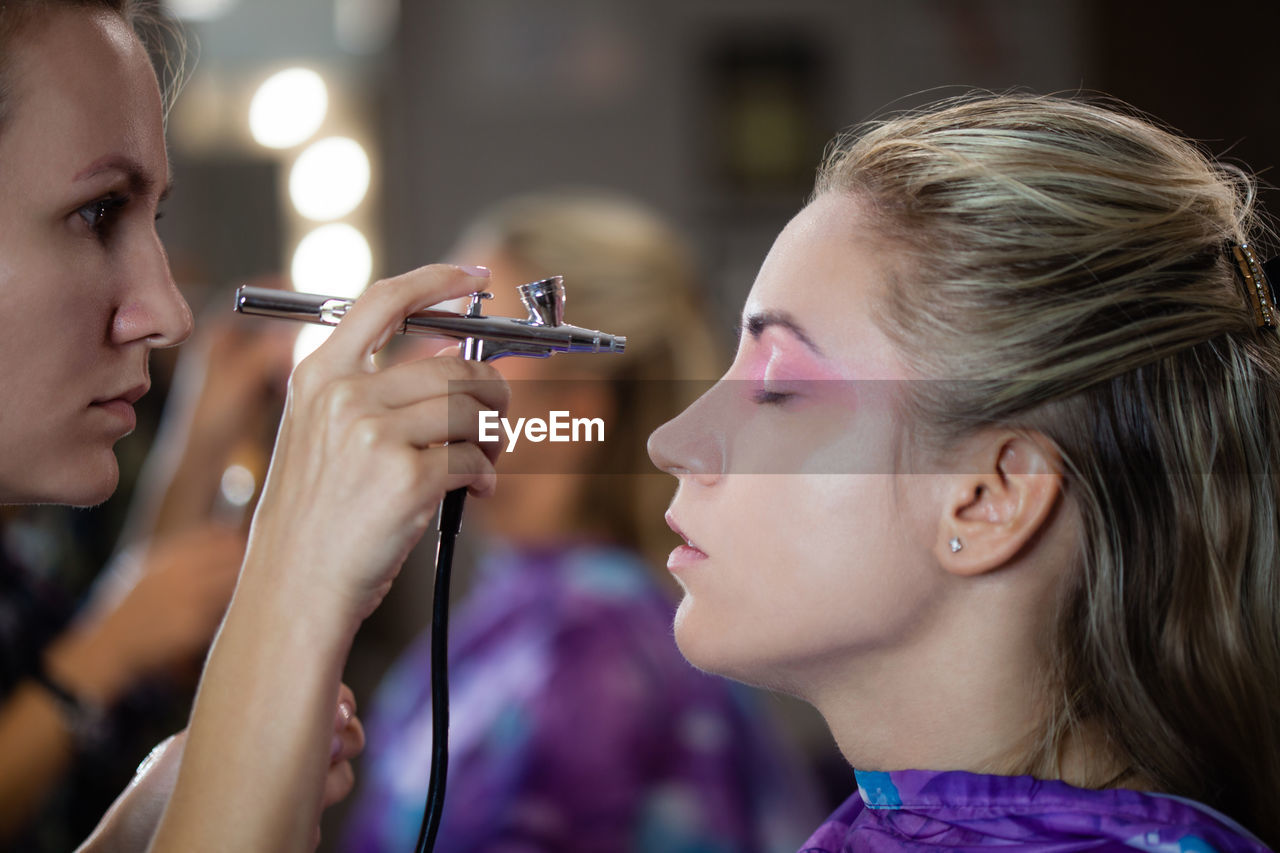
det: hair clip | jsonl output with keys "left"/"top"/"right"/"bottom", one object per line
{"left": 1230, "top": 241, "right": 1280, "bottom": 329}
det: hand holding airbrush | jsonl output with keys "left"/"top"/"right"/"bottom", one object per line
{"left": 234, "top": 269, "right": 626, "bottom": 853}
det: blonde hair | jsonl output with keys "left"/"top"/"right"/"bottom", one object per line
{"left": 0, "top": 0, "right": 186, "bottom": 129}
{"left": 818, "top": 93, "right": 1280, "bottom": 845}
{"left": 457, "top": 190, "right": 723, "bottom": 567}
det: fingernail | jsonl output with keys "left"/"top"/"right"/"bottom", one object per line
{"left": 330, "top": 734, "right": 344, "bottom": 760}
{"left": 457, "top": 265, "right": 491, "bottom": 278}
{"left": 135, "top": 735, "right": 176, "bottom": 776}
{"left": 371, "top": 325, "right": 396, "bottom": 355}
{"left": 335, "top": 700, "right": 354, "bottom": 731}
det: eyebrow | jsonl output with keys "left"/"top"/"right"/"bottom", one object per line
{"left": 735, "top": 309, "right": 826, "bottom": 357}
{"left": 75, "top": 154, "right": 173, "bottom": 200}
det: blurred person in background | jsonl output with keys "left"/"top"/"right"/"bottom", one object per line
{"left": 0, "top": 510, "right": 241, "bottom": 849}
{"left": 341, "top": 191, "right": 824, "bottom": 853}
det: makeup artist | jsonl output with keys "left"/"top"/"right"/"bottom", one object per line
{"left": 0, "top": 2, "right": 506, "bottom": 850}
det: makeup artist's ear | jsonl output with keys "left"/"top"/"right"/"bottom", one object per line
{"left": 933, "top": 432, "right": 1063, "bottom": 576}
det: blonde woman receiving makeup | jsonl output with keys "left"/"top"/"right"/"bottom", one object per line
{"left": 649, "top": 94, "right": 1279, "bottom": 852}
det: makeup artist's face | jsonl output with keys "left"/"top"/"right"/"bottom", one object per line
{"left": 0, "top": 9, "right": 191, "bottom": 505}
{"left": 648, "top": 193, "right": 942, "bottom": 695}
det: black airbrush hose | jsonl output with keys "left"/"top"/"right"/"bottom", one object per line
{"left": 414, "top": 487, "right": 467, "bottom": 853}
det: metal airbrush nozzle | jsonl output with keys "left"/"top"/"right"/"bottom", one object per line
{"left": 518, "top": 276, "right": 565, "bottom": 326}
{"left": 234, "top": 277, "right": 625, "bottom": 362}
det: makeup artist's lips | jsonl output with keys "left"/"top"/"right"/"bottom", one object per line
{"left": 665, "top": 511, "right": 708, "bottom": 571}
{"left": 91, "top": 382, "right": 148, "bottom": 433}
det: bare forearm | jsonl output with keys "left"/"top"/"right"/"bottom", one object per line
{"left": 147, "top": 564, "right": 354, "bottom": 853}
{"left": 0, "top": 624, "right": 137, "bottom": 842}
{"left": 0, "top": 684, "right": 74, "bottom": 841}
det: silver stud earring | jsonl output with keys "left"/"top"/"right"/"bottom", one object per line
{"left": 949, "top": 537, "right": 963, "bottom": 553}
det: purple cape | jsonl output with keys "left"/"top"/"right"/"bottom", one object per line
{"left": 800, "top": 768, "right": 1270, "bottom": 852}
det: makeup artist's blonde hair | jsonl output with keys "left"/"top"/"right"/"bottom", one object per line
{"left": 0, "top": 0, "right": 185, "bottom": 129}
{"left": 818, "top": 93, "right": 1280, "bottom": 846}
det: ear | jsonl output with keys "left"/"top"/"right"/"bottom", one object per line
{"left": 934, "top": 432, "right": 1063, "bottom": 576}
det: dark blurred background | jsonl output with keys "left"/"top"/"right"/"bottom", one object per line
{"left": 8, "top": 0, "right": 1277, "bottom": 848}
{"left": 158, "top": 0, "right": 1280, "bottom": 333}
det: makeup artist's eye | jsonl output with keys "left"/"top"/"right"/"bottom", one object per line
{"left": 77, "top": 194, "right": 128, "bottom": 237}
{"left": 752, "top": 388, "right": 795, "bottom": 406}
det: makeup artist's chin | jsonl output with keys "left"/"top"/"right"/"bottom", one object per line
{"left": 18, "top": 400, "right": 140, "bottom": 505}
{"left": 34, "top": 445, "right": 121, "bottom": 507}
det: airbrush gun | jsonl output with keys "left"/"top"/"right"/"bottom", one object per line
{"left": 235, "top": 276, "right": 624, "bottom": 853}
{"left": 234, "top": 275, "right": 625, "bottom": 361}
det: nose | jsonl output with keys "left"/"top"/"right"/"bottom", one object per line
{"left": 646, "top": 380, "right": 726, "bottom": 485}
{"left": 110, "top": 231, "right": 194, "bottom": 349}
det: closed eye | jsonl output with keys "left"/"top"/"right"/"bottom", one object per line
{"left": 752, "top": 388, "right": 795, "bottom": 406}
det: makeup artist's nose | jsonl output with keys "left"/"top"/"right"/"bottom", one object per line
{"left": 111, "top": 233, "right": 194, "bottom": 348}
{"left": 647, "top": 381, "right": 726, "bottom": 485}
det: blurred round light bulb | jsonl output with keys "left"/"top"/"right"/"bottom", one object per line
{"left": 289, "top": 137, "right": 370, "bottom": 221}
{"left": 293, "top": 324, "right": 334, "bottom": 367}
{"left": 249, "top": 68, "right": 328, "bottom": 149}
{"left": 219, "top": 464, "right": 257, "bottom": 507}
{"left": 291, "top": 224, "right": 372, "bottom": 298}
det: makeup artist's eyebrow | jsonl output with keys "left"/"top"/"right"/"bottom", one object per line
{"left": 75, "top": 154, "right": 171, "bottom": 199}
{"left": 737, "top": 310, "right": 826, "bottom": 357}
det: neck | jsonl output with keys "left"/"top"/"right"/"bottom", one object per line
{"left": 804, "top": 579, "right": 1131, "bottom": 789}
{"left": 810, "top": 606, "right": 1043, "bottom": 775}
